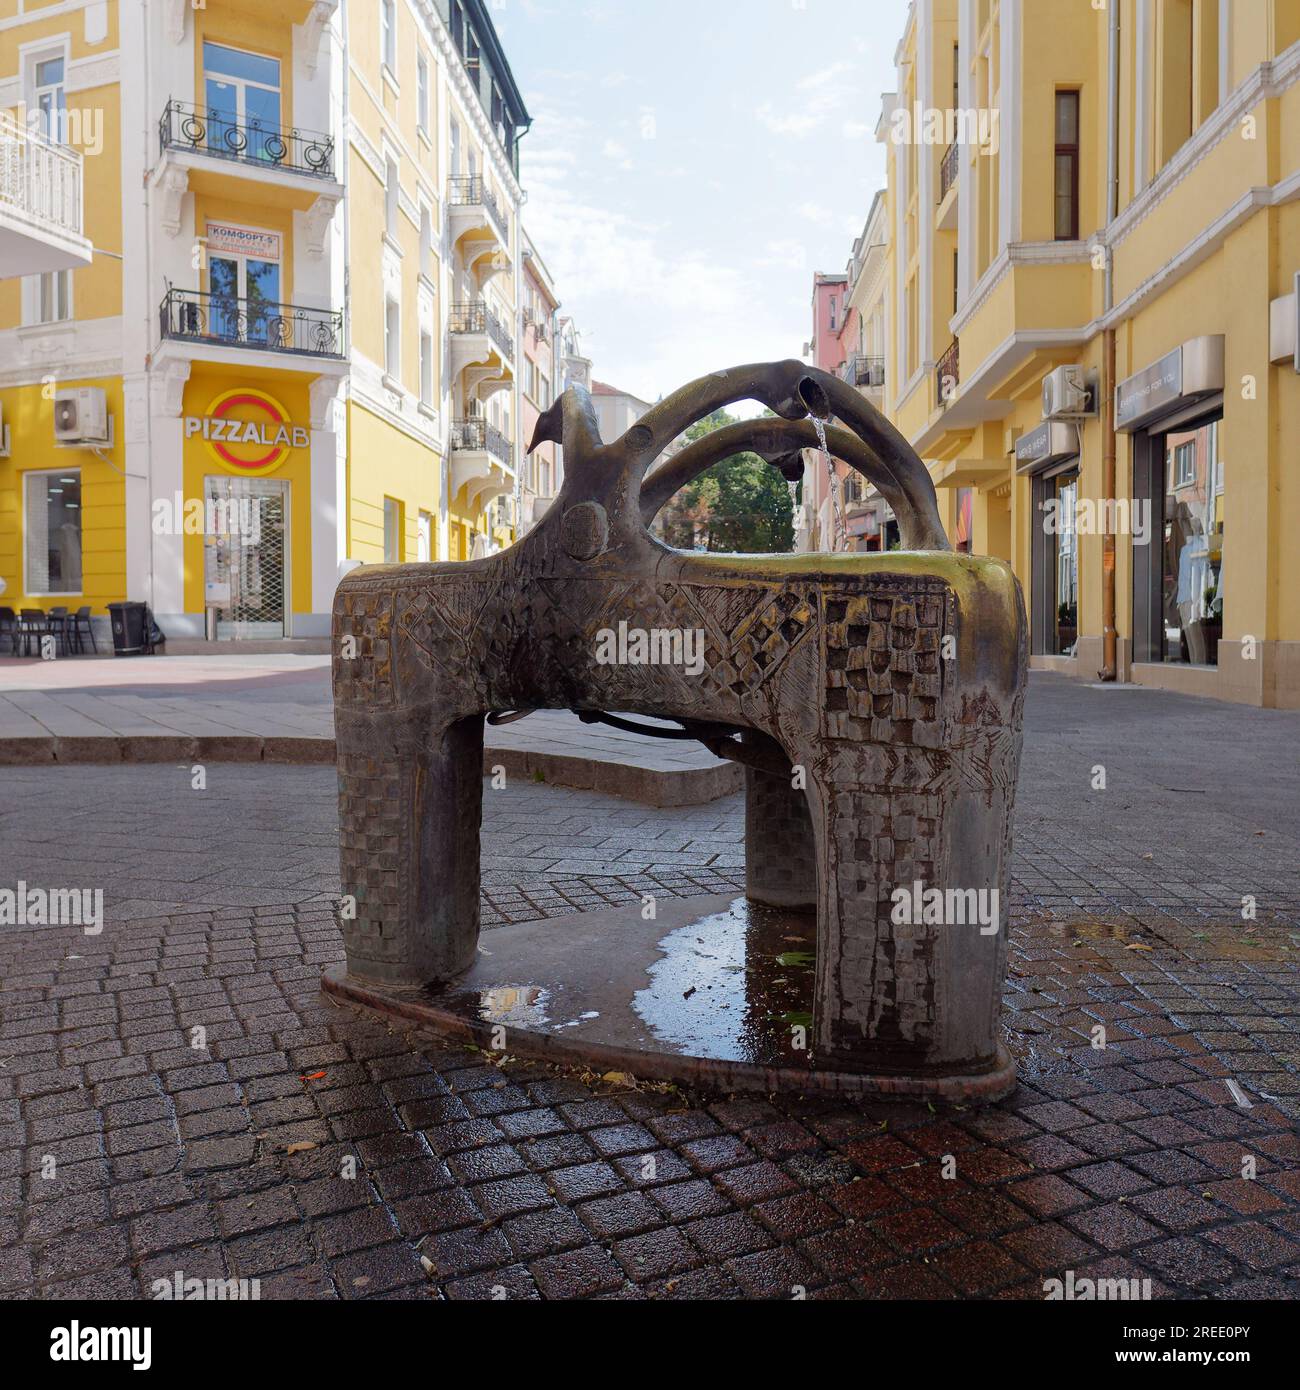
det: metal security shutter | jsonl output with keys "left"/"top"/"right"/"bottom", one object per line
{"left": 204, "top": 475, "right": 288, "bottom": 639}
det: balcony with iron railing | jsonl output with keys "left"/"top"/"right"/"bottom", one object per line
{"left": 0, "top": 111, "right": 91, "bottom": 275}
{"left": 840, "top": 355, "right": 886, "bottom": 391}
{"left": 939, "top": 141, "right": 959, "bottom": 203}
{"left": 159, "top": 99, "right": 336, "bottom": 180}
{"left": 935, "top": 338, "right": 960, "bottom": 409}
{"left": 450, "top": 417, "right": 514, "bottom": 469}
{"left": 449, "top": 299, "right": 514, "bottom": 365}
{"left": 447, "top": 175, "right": 510, "bottom": 248}
{"left": 159, "top": 286, "right": 344, "bottom": 359}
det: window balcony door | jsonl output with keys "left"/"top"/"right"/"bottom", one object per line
{"left": 203, "top": 42, "right": 282, "bottom": 165}
{"left": 207, "top": 249, "right": 280, "bottom": 346}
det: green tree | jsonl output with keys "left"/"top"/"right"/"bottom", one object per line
{"left": 673, "top": 408, "right": 795, "bottom": 554}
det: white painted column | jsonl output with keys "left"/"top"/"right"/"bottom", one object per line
{"left": 998, "top": 0, "right": 1021, "bottom": 250}
{"left": 309, "top": 374, "right": 345, "bottom": 632}
{"left": 1135, "top": 0, "right": 1150, "bottom": 193}
{"left": 146, "top": 363, "right": 193, "bottom": 636}
{"left": 957, "top": 0, "right": 977, "bottom": 307}
{"left": 918, "top": 0, "right": 934, "bottom": 368}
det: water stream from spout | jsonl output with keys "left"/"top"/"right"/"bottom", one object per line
{"left": 811, "top": 414, "right": 848, "bottom": 551}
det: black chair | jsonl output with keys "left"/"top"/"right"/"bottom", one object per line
{"left": 48, "top": 606, "right": 69, "bottom": 656}
{"left": 70, "top": 605, "right": 97, "bottom": 654}
{"left": 0, "top": 607, "right": 16, "bottom": 655}
{"left": 18, "top": 609, "right": 48, "bottom": 657}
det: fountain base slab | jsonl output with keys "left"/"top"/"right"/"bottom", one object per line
{"left": 321, "top": 893, "right": 1017, "bottom": 1103}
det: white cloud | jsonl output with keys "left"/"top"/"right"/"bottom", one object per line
{"left": 756, "top": 61, "right": 862, "bottom": 137}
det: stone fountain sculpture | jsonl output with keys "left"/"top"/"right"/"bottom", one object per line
{"left": 326, "top": 360, "right": 1027, "bottom": 1100}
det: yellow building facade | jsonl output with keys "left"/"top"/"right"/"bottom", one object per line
{"left": 869, "top": 0, "right": 1300, "bottom": 706}
{"left": 1, "top": 0, "right": 528, "bottom": 643}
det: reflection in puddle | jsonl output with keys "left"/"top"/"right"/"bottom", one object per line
{"left": 475, "top": 985, "right": 551, "bottom": 1027}
{"left": 632, "top": 897, "right": 816, "bottom": 1065}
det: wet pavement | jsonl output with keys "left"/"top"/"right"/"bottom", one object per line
{"left": 0, "top": 674, "right": 1298, "bottom": 1300}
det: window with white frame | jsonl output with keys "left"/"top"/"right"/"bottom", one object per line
{"left": 1174, "top": 440, "right": 1196, "bottom": 488}
{"left": 34, "top": 270, "right": 71, "bottom": 324}
{"left": 32, "top": 53, "right": 67, "bottom": 142}
{"left": 381, "top": 0, "right": 396, "bottom": 75}
{"left": 383, "top": 496, "right": 401, "bottom": 563}
{"left": 417, "top": 54, "right": 430, "bottom": 133}
{"left": 419, "top": 329, "right": 433, "bottom": 406}
{"left": 419, "top": 204, "right": 433, "bottom": 279}
{"left": 25, "top": 468, "right": 82, "bottom": 594}
{"left": 384, "top": 155, "right": 399, "bottom": 238}
{"left": 385, "top": 297, "right": 401, "bottom": 379}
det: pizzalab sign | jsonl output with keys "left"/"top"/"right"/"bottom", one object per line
{"left": 184, "top": 388, "right": 308, "bottom": 476}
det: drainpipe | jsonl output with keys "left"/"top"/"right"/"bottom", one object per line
{"left": 1099, "top": 0, "right": 1121, "bottom": 681}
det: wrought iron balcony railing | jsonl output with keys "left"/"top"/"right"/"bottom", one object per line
{"left": 450, "top": 418, "right": 513, "bottom": 468}
{"left": 159, "top": 286, "right": 344, "bottom": 358}
{"left": 840, "top": 355, "right": 885, "bottom": 389}
{"left": 936, "top": 338, "right": 960, "bottom": 408}
{"left": 0, "top": 110, "right": 83, "bottom": 240}
{"left": 448, "top": 300, "right": 514, "bottom": 364}
{"left": 159, "top": 99, "right": 335, "bottom": 179}
{"left": 939, "top": 140, "right": 959, "bottom": 201}
{"left": 447, "top": 175, "right": 509, "bottom": 241}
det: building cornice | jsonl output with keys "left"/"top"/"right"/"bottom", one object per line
{"left": 1107, "top": 46, "right": 1300, "bottom": 249}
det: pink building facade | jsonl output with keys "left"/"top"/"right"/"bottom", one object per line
{"left": 803, "top": 272, "right": 852, "bottom": 551}
{"left": 519, "top": 232, "right": 561, "bottom": 535}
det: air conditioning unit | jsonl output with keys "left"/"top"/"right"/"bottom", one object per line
{"left": 54, "top": 387, "right": 112, "bottom": 446}
{"left": 1042, "top": 364, "right": 1092, "bottom": 420}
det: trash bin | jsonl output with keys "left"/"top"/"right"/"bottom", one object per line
{"left": 108, "top": 601, "right": 149, "bottom": 656}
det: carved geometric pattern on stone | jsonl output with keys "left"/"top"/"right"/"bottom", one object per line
{"left": 334, "top": 592, "right": 395, "bottom": 707}
{"left": 823, "top": 577, "right": 952, "bottom": 749}
{"left": 337, "top": 752, "right": 409, "bottom": 964}
{"left": 830, "top": 784, "right": 944, "bottom": 1050}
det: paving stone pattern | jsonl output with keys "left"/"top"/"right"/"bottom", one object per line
{"left": 0, "top": 675, "right": 1298, "bottom": 1299}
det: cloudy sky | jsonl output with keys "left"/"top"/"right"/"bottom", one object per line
{"left": 494, "top": 0, "right": 912, "bottom": 404}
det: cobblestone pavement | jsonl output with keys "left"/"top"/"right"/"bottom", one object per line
{"left": 1, "top": 675, "right": 1298, "bottom": 1300}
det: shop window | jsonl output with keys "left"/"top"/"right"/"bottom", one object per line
{"left": 1053, "top": 474, "right": 1079, "bottom": 655}
{"left": 1160, "top": 417, "right": 1222, "bottom": 665}
{"left": 25, "top": 469, "right": 82, "bottom": 595}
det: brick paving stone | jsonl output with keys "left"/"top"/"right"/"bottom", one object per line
{"left": 3, "top": 675, "right": 1300, "bottom": 1300}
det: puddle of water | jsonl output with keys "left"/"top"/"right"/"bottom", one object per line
{"left": 631, "top": 896, "right": 817, "bottom": 1065}
{"left": 470, "top": 984, "right": 551, "bottom": 1027}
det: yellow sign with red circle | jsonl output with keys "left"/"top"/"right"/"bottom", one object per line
{"left": 184, "top": 388, "right": 309, "bottom": 476}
